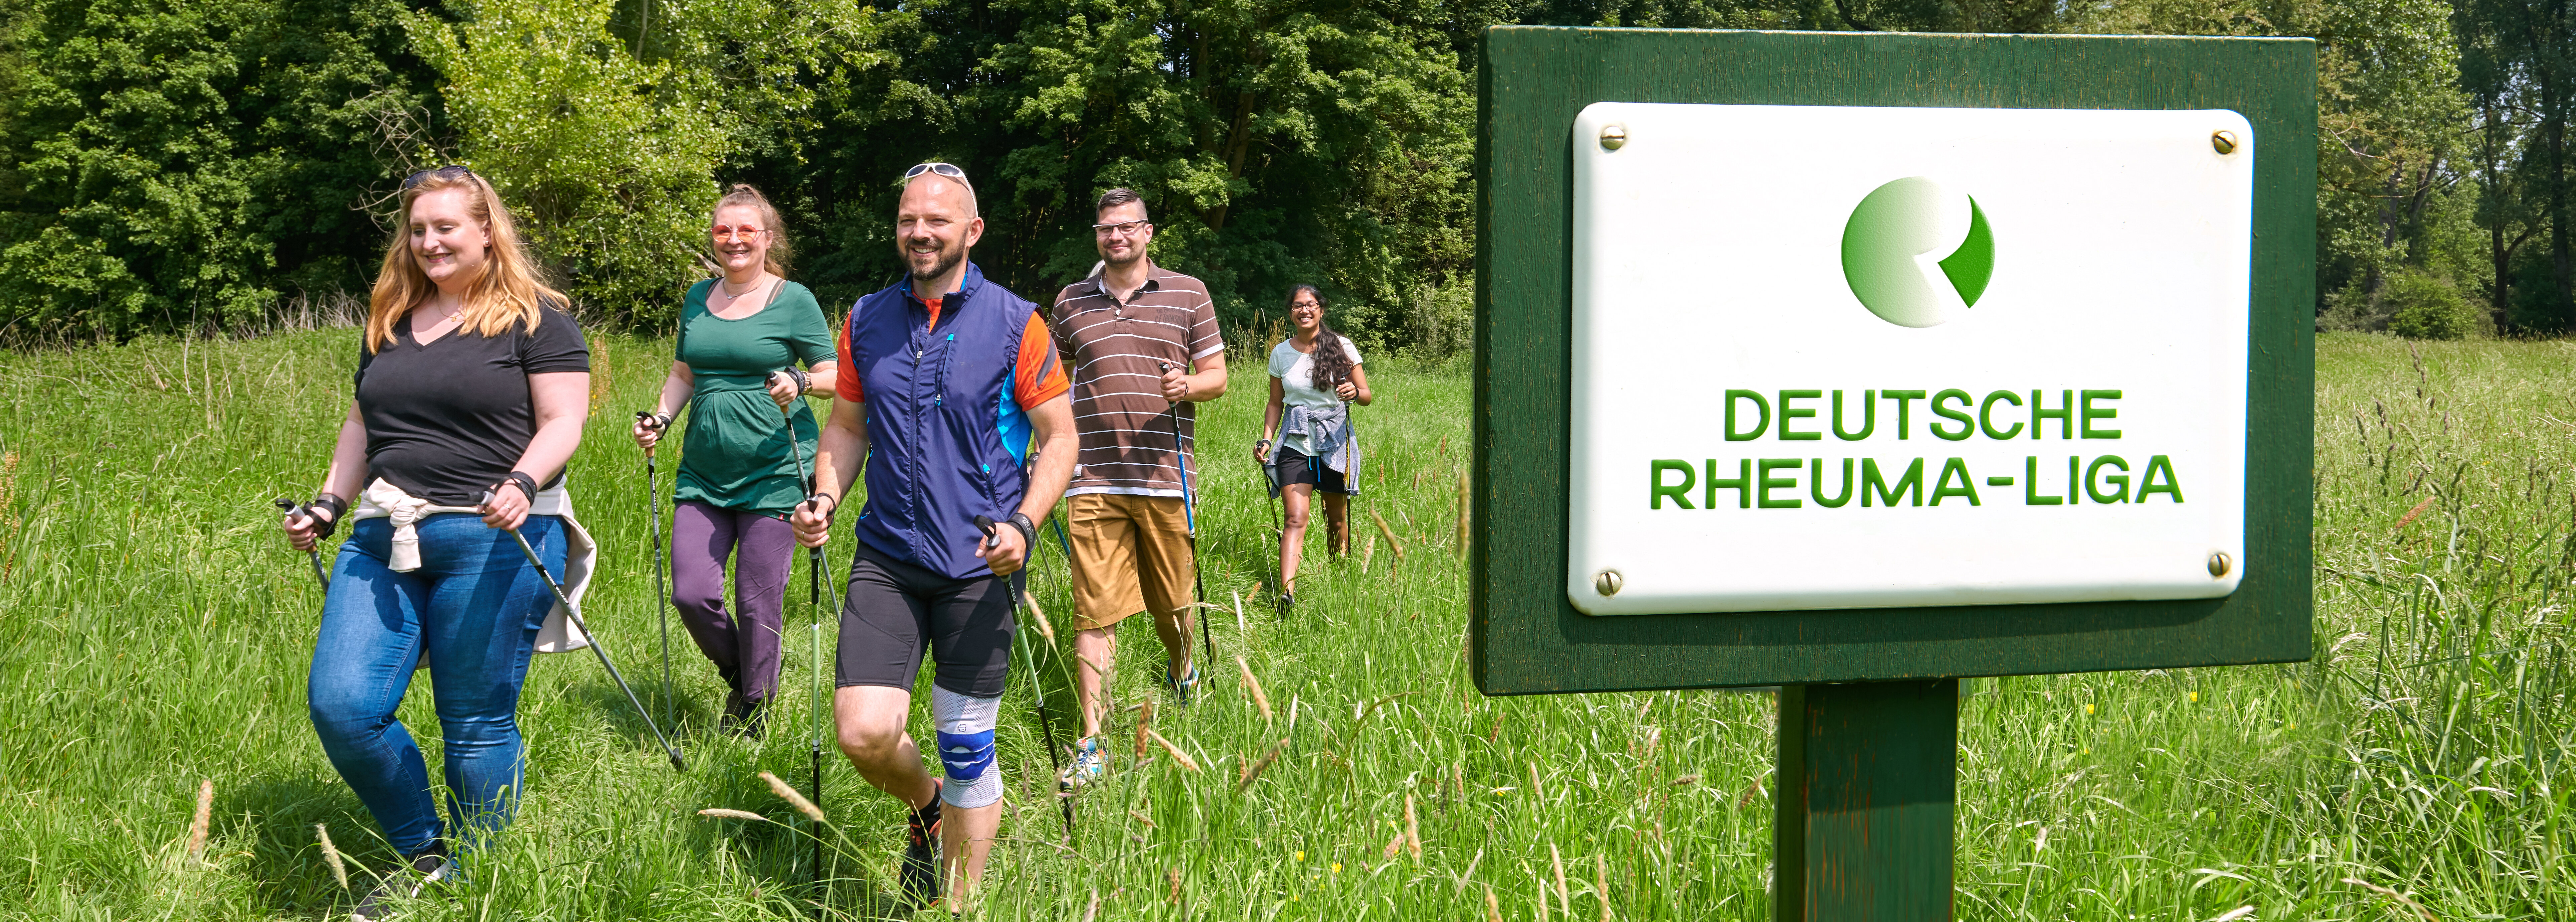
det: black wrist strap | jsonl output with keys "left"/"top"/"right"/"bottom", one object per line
{"left": 1007, "top": 512, "right": 1038, "bottom": 550}
{"left": 499, "top": 471, "right": 540, "bottom": 502}
{"left": 310, "top": 493, "right": 348, "bottom": 523}
{"left": 788, "top": 368, "right": 810, "bottom": 394}
{"left": 809, "top": 492, "right": 839, "bottom": 518}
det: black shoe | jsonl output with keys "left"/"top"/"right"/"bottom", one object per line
{"left": 351, "top": 843, "right": 454, "bottom": 921}
{"left": 722, "top": 695, "right": 766, "bottom": 740}
{"left": 1276, "top": 593, "right": 1295, "bottom": 618}
{"left": 719, "top": 691, "right": 764, "bottom": 739}
{"left": 899, "top": 784, "right": 943, "bottom": 911}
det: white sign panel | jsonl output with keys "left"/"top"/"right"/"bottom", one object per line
{"left": 1568, "top": 102, "right": 2250, "bottom": 615}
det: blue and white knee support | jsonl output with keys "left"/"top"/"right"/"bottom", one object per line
{"left": 933, "top": 686, "right": 1002, "bottom": 809}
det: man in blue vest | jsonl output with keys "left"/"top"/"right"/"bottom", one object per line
{"left": 793, "top": 162, "right": 1076, "bottom": 911}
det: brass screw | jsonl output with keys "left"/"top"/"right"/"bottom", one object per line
{"left": 1599, "top": 124, "right": 1627, "bottom": 151}
{"left": 2211, "top": 130, "right": 2239, "bottom": 155}
{"left": 1594, "top": 570, "right": 1623, "bottom": 597}
{"left": 2207, "top": 552, "right": 2233, "bottom": 578}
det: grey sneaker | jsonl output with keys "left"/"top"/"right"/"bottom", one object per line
{"left": 351, "top": 844, "right": 454, "bottom": 921}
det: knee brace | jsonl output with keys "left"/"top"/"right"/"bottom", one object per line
{"left": 932, "top": 685, "right": 1002, "bottom": 809}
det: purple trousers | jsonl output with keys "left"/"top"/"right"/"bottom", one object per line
{"left": 672, "top": 501, "right": 793, "bottom": 703}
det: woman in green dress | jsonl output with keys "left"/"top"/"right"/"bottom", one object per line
{"left": 632, "top": 185, "right": 836, "bottom": 736}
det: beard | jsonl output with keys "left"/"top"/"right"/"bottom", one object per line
{"left": 905, "top": 236, "right": 966, "bottom": 285}
{"left": 1101, "top": 243, "right": 1145, "bottom": 267}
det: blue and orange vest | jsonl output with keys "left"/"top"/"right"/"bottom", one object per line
{"left": 845, "top": 264, "right": 1040, "bottom": 579}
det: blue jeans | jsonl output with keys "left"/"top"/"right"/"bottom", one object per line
{"left": 309, "top": 513, "right": 563, "bottom": 855}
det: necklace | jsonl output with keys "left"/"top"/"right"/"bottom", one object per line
{"left": 719, "top": 275, "right": 765, "bottom": 299}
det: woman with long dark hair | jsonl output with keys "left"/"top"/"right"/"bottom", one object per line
{"left": 279, "top": 166, "right": 591, "bottom": 919}
{"left": 1253, "top": 284, "right": 1371, "bottom": 616}
{"left": 631, "top": 184, "right": 836, "bottom": 737}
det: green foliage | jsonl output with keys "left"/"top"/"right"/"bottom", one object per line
{"left": 0, "top": 0, "right": 2546, "bottom": 349}
{"left": 404, "top": 0, "right": 900, "bottom": 329}
{"left": 0, "top": 0, "right": 441, "bottom": 339}
{"left": 2383, "top": 267, "right": 2482, "bottom": 338}
{"left": 404, "top": 0, "right": 726, "bottom": 325}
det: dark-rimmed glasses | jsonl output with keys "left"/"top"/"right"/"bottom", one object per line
{"left": 1092, "top": 220, "right": 1149, "bottom": 238}
{"left": 903, "top": 162, "right": 971, "bottom": 187}
{"left": 402, "top": 165, "right": 475, "bottom": 190}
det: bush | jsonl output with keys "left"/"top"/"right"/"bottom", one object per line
{"left": 2385, "top": 269, "right": 2484, "bottom": 340}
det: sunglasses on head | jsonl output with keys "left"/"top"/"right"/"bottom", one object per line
{"left": 903, "top": 162, "right": 970, "bottom": 186}
{"left": 401, "top": 165, "right": 475, "bottom": 190}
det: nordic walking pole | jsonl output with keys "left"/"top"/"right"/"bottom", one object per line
{"left": 977, "top": 515, "right": 1077, "bottom": 841}
{"left": 809, "top": 619, "right": 826, "bottom": 903}
{"left": 1157, "top": 362, "right": 1217, "bottom": 667}
{"left": 773, "top": 372, "right": 824, "bottom": 612}
{"left": 273, "top": 498, "right": 331, "bottom": 589}
{"left": 635, "top": 411, "right": 674, "bottom": 731}
{"left": 489, "top": 492, "right": 686, "bottom": 772}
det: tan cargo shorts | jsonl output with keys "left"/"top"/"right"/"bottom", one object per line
{"left": 1064, "top": 492, "right": 1196, "bottom": 631}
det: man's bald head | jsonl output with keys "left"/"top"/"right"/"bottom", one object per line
{"left": 896, "top": 171, "right": 984, "bottom": 288}
{"left": 901, "top": 173, "right": 979, "bottom": 219}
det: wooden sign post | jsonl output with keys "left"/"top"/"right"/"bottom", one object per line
{"left": 1470, "top": 27, "right": 2317, "bottom": 920}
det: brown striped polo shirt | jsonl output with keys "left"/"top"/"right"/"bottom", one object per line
{"left": 1050, "top": 262, "right": 1225, "bottom": 497}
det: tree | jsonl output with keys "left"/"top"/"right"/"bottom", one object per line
{"left": 0, "top": 0, "right": 442, "bottom": 338}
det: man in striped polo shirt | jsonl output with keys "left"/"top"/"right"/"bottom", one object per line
{"left": 1049, "top": 187, "right": 1229, "bottom": 786}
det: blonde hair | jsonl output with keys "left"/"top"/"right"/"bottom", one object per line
{"left": 714, "top": 184, "right": 792, "bottom": 277}
{"left": 365, "top": 169, "right": 564, "bottom": 353}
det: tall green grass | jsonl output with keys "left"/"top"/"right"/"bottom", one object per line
{"left": 0, "top": 329, "right": 2566, "bottom": 920}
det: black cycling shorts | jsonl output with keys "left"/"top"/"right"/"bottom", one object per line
{"left": 1271, "top": 446, "right": 1353, "bottom": 495}
{"left": 834, "top": 542, "right": 1015, "bottom": 699}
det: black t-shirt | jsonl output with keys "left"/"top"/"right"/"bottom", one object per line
{"left": 355, "top": 306, "right": 590, "bottom": 505}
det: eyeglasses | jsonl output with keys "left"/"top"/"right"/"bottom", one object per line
{"left": 711, "top": 224, "right": 767, "bottom": 243}
{"left": 903, "top": 162, "right": 971, "bottom": 188}
{"left": 401, "top": 165, "right": 475, "bottom": 190}
{"left": 1092, "top": 220, "right": 1150, "bottom": 238}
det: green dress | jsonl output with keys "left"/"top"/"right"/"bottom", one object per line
{"left": 673, "top": 279, "right": 837, "bottom": 515}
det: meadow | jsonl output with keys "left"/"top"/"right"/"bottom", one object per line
{"left": 0, "top": 329, "right": 2567, "bottom": 920}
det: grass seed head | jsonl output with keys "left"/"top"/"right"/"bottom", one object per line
{"left": 696, "top": 808, "right": 774, "bottom": 823}
{"left": 1237, "top": 656, "right": 1273, "bottom": 723}
{"left": 185, "top": 779, "right": 213, "bottom": 861}
{"left": 1144, "top": 728, "right": 1200, "bottom": 772}
{"left": 1596, "top": 852, "right": 1612, "bottom": 922}
{"left": 1404, "top": 794, "right": 1423, "bottom": 859}
{"left": 314, "top": 823, "right": 349, "bottom": 891}
{"left": 1550, "top": 843, "right": 1572, "bottom": 908}
{"left": 1020, "top": 591, "right": 1055, "bottom": 642}
{"left": 1238, "top": 738, "right": 1288, "bottom": 792}
{"left": 759, "top": 771, "right": 827, "bottom": 823}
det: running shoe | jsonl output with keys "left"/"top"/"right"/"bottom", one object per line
{"left": 1165, "top": 663, "right": 1200, "bottom": 707}
{"left": 350, "top": 843, "right": 455, "bottom": 921}
{"left": 1060, "top": 736, "right": 1105, "bottom": 790}
{"left": 899, "top": 782, "right": 943, "bottom": 912}
{"left": 718, "top": 689, "right": 752, "bottom": 736}
{"left": 1276, "top": 592, "right": 1295, "bottom": 618}
{"left": 733, "top": 697, "right": 767, "bottom": 740}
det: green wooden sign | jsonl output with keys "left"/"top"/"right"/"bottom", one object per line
{"left": 1471, "top": 26, "right": 2317, "bottom": 697}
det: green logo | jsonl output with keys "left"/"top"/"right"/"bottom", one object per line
{"left": 1840, "top": 177, "right": 1994, "bottom": 328}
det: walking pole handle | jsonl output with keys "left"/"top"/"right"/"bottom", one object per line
{"left": 634, "top": 410, "right": 664, "bottom": 460}
{"left": 275, "top": 497, "right": 332, "bottom": 589}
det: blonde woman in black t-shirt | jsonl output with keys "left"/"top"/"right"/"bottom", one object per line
{"left": 277, "top": 166, "right": 590, "bottom": 918}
